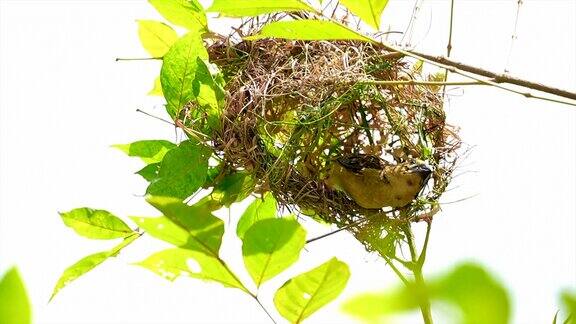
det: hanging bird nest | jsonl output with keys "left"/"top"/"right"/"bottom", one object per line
{"left": 189, "top": 15, "right": 461, "bottom": 254}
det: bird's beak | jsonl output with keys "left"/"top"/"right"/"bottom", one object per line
{"left": 409, "top": 164, "right": 432, "bottom": 179}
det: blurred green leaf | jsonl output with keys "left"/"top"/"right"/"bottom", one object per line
{"left": 160, "top": 32, "right": 209, "bottom": 118}
{"left": 142, "top": 196, "right": 224, "bottom": 254}
{"left": 136, "top": 162, "right": 161, "bottom": 182}
{"left": 242, "top": 218, "right": 305, "bottom": 287}
{"left": 274, "top": 257, "right": 350, "bottom": 323}
{"left": 339, "top": 0, "right": 389, "bottom": 30}
{"left": 237, "top": 192, "right": 277, "bottom": 239}
{"left": 137, "top": 20, "right": 178, "bottom": 57}
{"left": 50, "top": 234, "right": 140, "bottom": 301}
{"left": 112, "top": 140, "right": 176, "bottom": 164}
{"left": 148, "top": 0, "right": 207, "bottom": 32}
{"left": 561, "top": 289, "right": 576, "bottom": 323}
{"left": 207, "top": 0, "right": 314, "bottom": 17}
{"left": 0, "top": 267, "right": 31, "bottom": 324}
{"left": 136, "top": 248, "right": 247, "bottom": 292}
{"left": 59, "top": 208, "right": 133, "bottom": 239}
{"left": 148, "top": 76, "right": 163, "bottom": 96}
{"left": 245, "top": 20, "right": 372, "bottom": 42}
{"left": 342, "top": 262, "right": 510, "bottom": 324}
{"left": 146, "top": 140, "right": 211, "bottom": 199}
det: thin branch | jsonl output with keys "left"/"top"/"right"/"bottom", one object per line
{"left": 115, "top": 57, "right": 162, "bottom": 61}
{"left": 409, "top": 51, "right": 576, "bottom": 102}
{"left": 358, "top": 79, "right": 484, "bottom": 86}
{"left": 417, "top": 221, "right": 432, "bottom": 267}
{"left": 252, "top": 295, "right": 277, "bottom": 324}
{"left": 504, "top": 0, "right": 523, "bottom": 73}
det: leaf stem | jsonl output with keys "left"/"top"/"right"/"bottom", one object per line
{"left": 403, "top": 224, "right": 434, "bottom": 324}
{"left": 251, "top": 294, "right": 277, "bottom": 324}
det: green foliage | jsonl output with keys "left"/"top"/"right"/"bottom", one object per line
{"left": 136, "top": 248, "right": 248, "bottom": 291}
{"left": 342, "top": 262, "right": 511, "bottom": 324}
{"left": 560, "top": 289, "right": 576, "bottom": 323}
{"left": 136, "top": 162, "right": 161, "bottom": 181}
{"left": 137, "top": 20, "right": 178, "bottom": 57}
{"left": 59, "top": 208, "right": 133, "bottom": 239}
{"left": 242, "top": 218, "right": 306, "bottom": 287}
{"left": 160, "top": 32, "right": 209, "bottom": 118}
{"left": 50, "top": 233, "right": 140, "bottom": 301}
{"left": 202, "top": 171, "right": 256, "bottom": 208}
{"left": 143, "top": 196, "right": 224, "bottom": 253}
{"left": 338, "top": 0, "right": 389, "bottom": 30}
{"left": 113, "top": 140, "right": 176, "bottom": 164}
{"left": 146, "top": 140, "right": 211, "bottom": 199}
{"left": 274, "top": 257, "right": 350, "bottom": 323}
{"left": 191, "top": 58, "right": 226, "bottom": 133}
{"left": 207, "top": 0, "right": 314, "bottom": 17}
{"left": 245, "top": 20, "right": 372, "bottom": 42}
{"left": 148, "top": 0, "right": 207, "bottom": 32}
{"left": 236, "top": 192, "right": 277, "bottom": 239}
{"left": 0, "top": 267, "right": 31, "bottom": 324}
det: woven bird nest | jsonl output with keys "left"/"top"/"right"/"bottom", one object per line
{"left": 195, "top": 16, "right": 460, "bottom": 254}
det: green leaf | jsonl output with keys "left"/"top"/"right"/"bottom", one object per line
{"left": 160, "top": 32, "right": 209, "bottom": 118}
{"left": 136, "top": 248, "right": 247, "bottom": 292}
{"left": 50, "top": 234, "right": 140, "bottom": 301}
{"left": 142, "top": 196, "right": 224, "bottom": 254}
{"left": 0, "top": 267, "right": 31, "bottom": 324}
{"left": 137, "top": 20, "right": 179, "bottom": 57}
{"left": 245, "top": 20, "right": 373, "bottom": 42}
{"left": 208, "top": 171, "right": 255, "bottom": 208}
{"left": 146, "top": 140, "right": 211, "bottom": 199}
{"left": 339, "top": 0, "right": 389, "bottom": 30}
{"left": 242, "top": 218, "right": 306, "bottom": 287}
{"left": 112, "top": 140, "right": 176, "bottom": 164}
{"left": 191, "top": 58, "right": 225, "bottom": 133}
{"left": 431, "top": 263, "right": 510, "bottom": 324}
{"left": 207, "top": 0, "right": 314, "bottom": 17}
{"left": 136, "top": 162, "right": 161, "bottom": 182}
{"left": 148, "top": 0, "right": 207, "bottom": 32}
{"left": 560, "top": 290, "right": 576, "bottom": 324}
{"left": 59, "top": 208, "right": 133, "bottom": 240}
{"left": 237, "top": 192, "right": 277, "bottom": 239}
{"left": 274, "top": 257, "right": 350, "bottom": 323}
{"left": 148, "top": 76, "right": 163, "bottom": 96}
{"left": 342, "top": 262, "right": 510, "bottom": 324}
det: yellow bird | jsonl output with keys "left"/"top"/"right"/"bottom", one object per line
{"left": 325, "top": 154, "right": 431, "bottom": 209}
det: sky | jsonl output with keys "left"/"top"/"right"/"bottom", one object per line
{"left": 1, "top": 0, "right": 575, "bottom": 323}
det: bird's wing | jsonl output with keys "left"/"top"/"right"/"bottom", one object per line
{"left": 336, "top": 154, "right": 384, "bottom": 173}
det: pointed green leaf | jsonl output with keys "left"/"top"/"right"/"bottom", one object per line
{"left": 274, "top": 257, "right": 350, "bottom": 323}
{"left": 208, "top": 171, "right": 255, "bottom": 208}
{"left": 160, "top": 32, "right": 209, "bottom": 118}
{"left": 50, "top": 234, "right": 140, "bottom": 301}
{"left": 245, "top": 20, "right": 372, "bottom": 42}
{"left": 237, "top": 192, "right": 277, "bottom": 239}
{"left": 51, "top": 252, "right": 109, "bottom": 301}
{"left": 207, "top": 0, "right": 314, "bottom": 17}
{"left": 0, "top": 267, "right": 31, "bottom": 324}
{"left": 148, "top": 76, "right": 163, "bottom": 96}
{"left": 148, "top": 0, "right": 207, "bottom": 32}
{"left": 59, "top": 208, "right": 133, "bottom": 239}
{"left": 146, "top": 140, "right": 211, "bottom": 199}
{"left": 136, "top": 162, "right": 161, "bottom": 182}
{"left": 242, "top": 218, "right": 306, "bottom": 287}
{"left": 137, "top": 20, "right": 179, "bottom": 57}
{"left": 136, "top": 248, "right": 248, "bottom": 292}
{"left": 191, "top": 58, "right": 225, "bottom": 133}
{"left": 51, "top": 235, "right": 139, "bottom": 301}
{"left": 342, "top": 262, "right": 510, "bottom": 324}
{"left": 339, "top": 0, "right": 389, "bottom": 30}
{"left": 112, "top": 140, "right": 176, "bottom": 164}
{"left": 143, "top": 196, "right": 224, "bottom": 254}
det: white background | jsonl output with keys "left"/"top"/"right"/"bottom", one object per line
{"left": 1, "top": 0, "right": 575, "bottom": 323}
